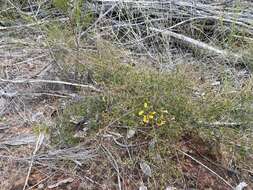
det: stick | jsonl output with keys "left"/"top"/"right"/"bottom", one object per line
{"left": 0, "top": 18, "right": 69, "bottom": 30}
{"left": 23, "top": 133, "right": 45, "bottom": 190}
{"left": 150, "top": 27, "right": 242, "bottom": 60}
{"left": 101, "top": 145, "right": 122, "bottom": 190}
{"left": 0, "top": 78, "right": 102, "bottom": 92}
{"left": 178, "top": 149, "right": 234, "bottom": 189}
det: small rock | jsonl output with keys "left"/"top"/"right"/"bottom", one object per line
{"left": 139, "top": 184, "right": 148, "bottom": 190}
{"left": 166, "top": 186, "right": 177, "bottom": 190}
{"left": 235, "top": 182, "right": 247, "bottom": 190}
{"left": 140, "top": 161, "right": 152, "bottom": 177}
{"left": 148, "top": 138, "right": 156, "bottom": 149}
{"left": 127, "top": 128, "right": 136, "bottom": 139}
{"left": 38, "top": 184, "right": 44, "bottom": 189}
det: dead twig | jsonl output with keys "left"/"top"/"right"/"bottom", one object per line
{"left": 0, "top": 18, "right": 69, "bottom": 30}
{"left": 0, "top": 78, "right": 102, "bottom": 92}
{"left": 101, "top": 145, "right": 122, "bottom": 190}
{"left": 150, "top": 27, "right": 242, "bottom": 60}
{"left": 48, "top": 178, "right": 74, "bottom": 189}
{"left": 177, "top": 149, "right": 234, "bottom": 189}
{"left": 198, "top": 121, "right": 252, "bottom": 128}
{"left": 112, "top": 136, "right": 148, "bottom": 148}
{"left": 23, "top": 133, "right": 45, "bottom": 190}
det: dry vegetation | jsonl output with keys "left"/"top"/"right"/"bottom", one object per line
{"left": 0, "top": 0, "right": 253, "bottom": 190}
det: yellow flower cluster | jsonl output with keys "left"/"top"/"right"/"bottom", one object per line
{"left": 138, "top": 102, "right": 167, "bottom": 127}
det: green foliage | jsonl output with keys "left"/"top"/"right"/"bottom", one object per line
{"left": 52, "top": 0, "right": 93, "bottom": 29}
{"left": 53, "top": 0, "right": 69, "bottom": 12}
{"left": 33, "top": 123, "right": 49, "bottom": 135}
{"left": 47, "top": 38, "right": 253, "bottom": 187}
{"left": 50, "top": 0, "right": 94, "bottom": 49}
{"left": 52, "top": 44, "right": 253, "bottom": 147}
{"left": 71, "top": 0, "right": 82, "bottom": 26}
{"left": 46, "top": 23, "right": 74, "bottom": 47}
{"left": 52, "top": 96, "right": 107, "bottom": 145}
{"left": 245, "top": 41, "right": 253, "bottom": 70}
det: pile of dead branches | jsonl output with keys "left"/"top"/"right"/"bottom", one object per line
{"left": 89, "top": 0, "right": 253, "bottom": 62}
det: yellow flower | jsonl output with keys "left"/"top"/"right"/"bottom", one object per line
{"left": 150, "top": 111, "right": 156, "bottom": 115}
{"left": 138, "top": 110, "right": 144, "bottom": 116}
{"left": 143, "top": 115, "right": 149, "bottom": 123}
{"left": 157, "top": 120, "right": 166, "bottom": 126}
{"left": 144, "top": 102, "right": 148, "bottom": 108}
{"left": 148, "top": 114, "right": 154, "bottom": 119}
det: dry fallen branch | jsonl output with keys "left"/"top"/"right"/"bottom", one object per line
{"left": 198, "top": 121, "right": 252, "bottom": 128}
{"left": 93, "top": 0, "right": 253, "bottom": 32}
{"left": 150, "top": 27, "right": 242, "bottom": 60}
{"left": 41, "top": 147, "right": 98, "bottom": 161}
{"left": 0, "top": 78, "right": 102, "bottom": 93}
{"left": 0, "top": 134, "right": 37, "bottom": 146}
{"left": 0, "top": 147, "right": 97, "bottom": 162}
{"left": 0, "top": 18, "right": 69, "bottom": 30}
{"left": 91, "top": 0, "right": 252, "bottom": 63}
{"left": 0, "top": 89, "right": 81, "bottom": 99}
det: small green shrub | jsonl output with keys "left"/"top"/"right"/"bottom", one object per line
{"left": 52, "top": 43, "right": 253, "bottom": 146}
{"left": 51, "top": 96, "right": 107, "bottom": 145}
